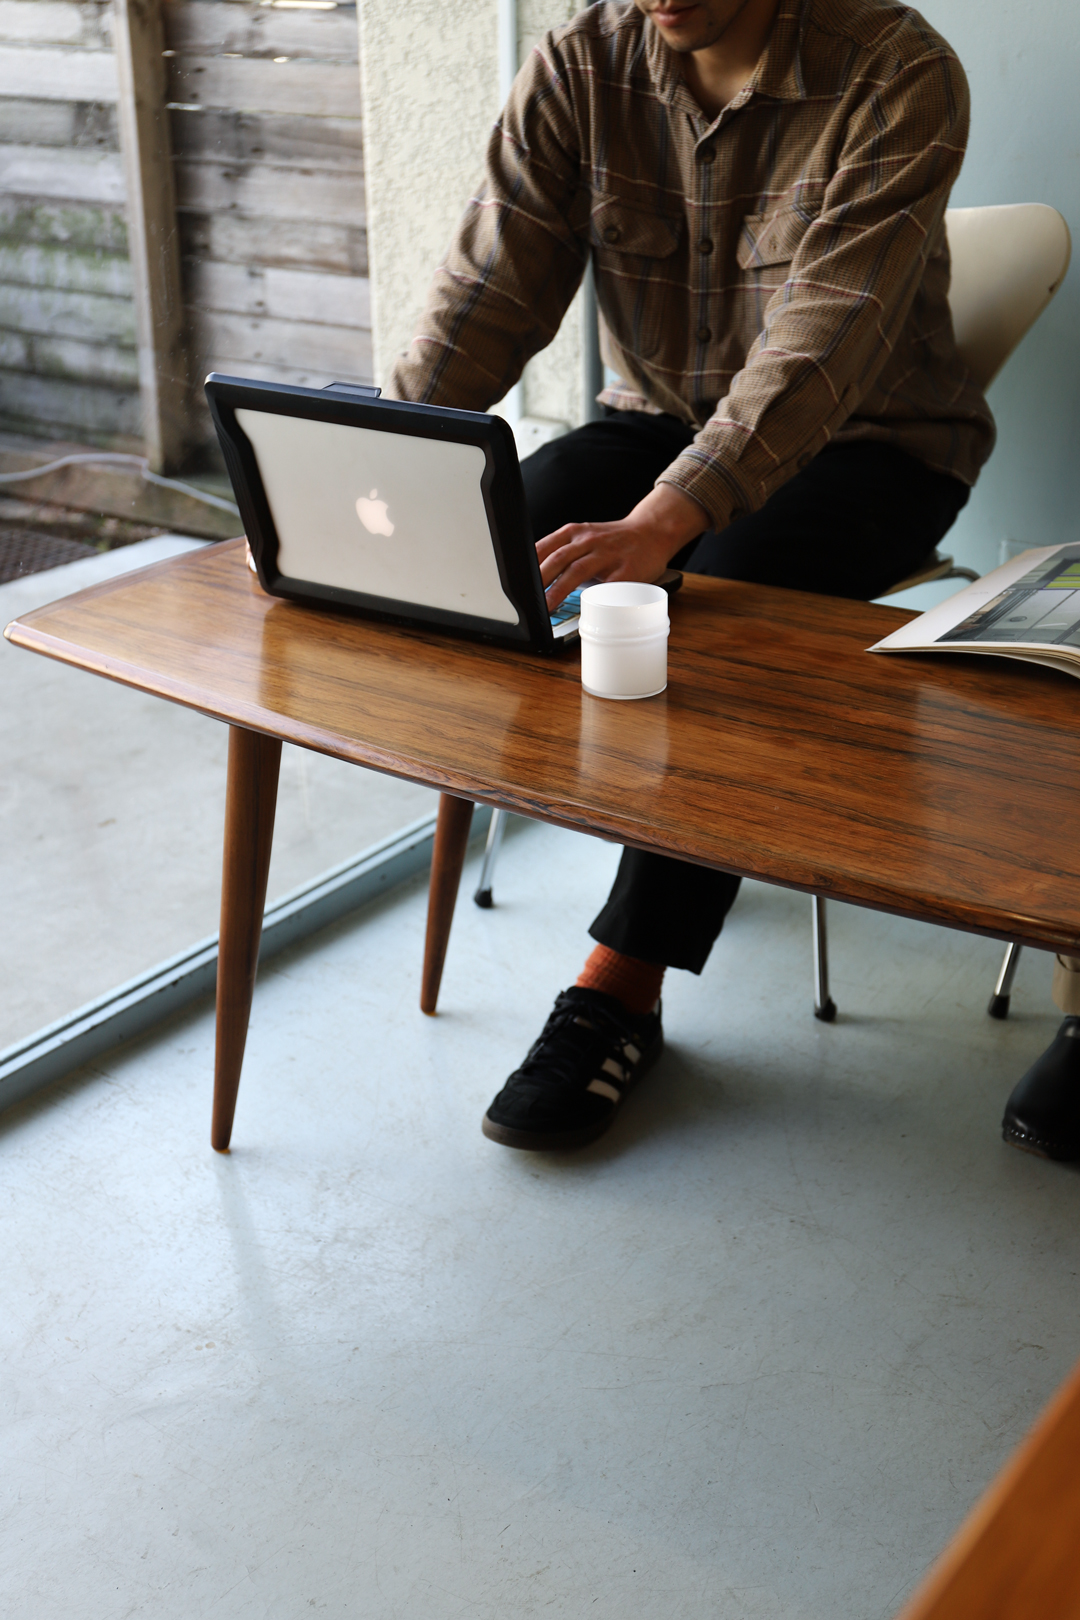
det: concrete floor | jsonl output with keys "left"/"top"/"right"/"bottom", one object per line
{"left": 2, "top": 812, "right": 1077, "bottom": 1620}
{"left": 1, "top": 538, "right": 436, "bottom": 1049}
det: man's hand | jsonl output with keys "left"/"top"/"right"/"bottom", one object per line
{"left": 537, "top": 483, "right": 710, "bottom": 609}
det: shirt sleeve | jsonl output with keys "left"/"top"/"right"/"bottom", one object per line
{"left": 386, "top": 37, "right": 588, "bottom": 409}
{"left": 656, "top": 48, "right": 972, "bottom": 530}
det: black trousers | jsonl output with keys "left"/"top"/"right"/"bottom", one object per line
{"left": 520, "top": 411, "right": 969, "bottom": 974}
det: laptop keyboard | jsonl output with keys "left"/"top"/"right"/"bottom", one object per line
{"left": 549, "top": 585, "right": 583, "bottom": 631}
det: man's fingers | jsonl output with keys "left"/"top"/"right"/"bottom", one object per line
{"left": 540, "top": 549, "right": 590, "bottom": 589}
{"left": 544, "top": 550, "right": 611, "bottom": 607}
{"left": 543, "top": 546, "right": 602, "bottom": 606}
{"left": 535, "top": 522, "right": 593, "bottom": 563}
{"left": 538, "top": 530, "right": 602, "bottom": 586}
{"left": 534, "top": 513, "right": 674, "bottom": 608}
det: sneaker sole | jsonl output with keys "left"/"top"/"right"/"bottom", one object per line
{"left": 1002, "top": 1120, "right": 1080, "bottom": 1162}
{"left": 481, "top": 1037, "right": 662, "bottom": 1151}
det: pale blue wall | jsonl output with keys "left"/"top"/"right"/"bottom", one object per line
{"left": 928, "top": 0, "right": 1079, "bottom": 573}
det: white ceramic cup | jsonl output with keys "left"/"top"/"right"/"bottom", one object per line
{"left": 579, "top": 581, "right": 669, "bottom": 700}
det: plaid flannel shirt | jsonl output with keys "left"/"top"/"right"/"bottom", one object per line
{"left": 387, "top": 0, "right": 995, "bottom": 530}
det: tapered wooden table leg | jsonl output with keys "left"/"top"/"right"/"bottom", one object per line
{"left": 421, "top": 793, "right": 475, "bottom": 1015}
{"left": 212, "top": 726, "right": 282, "bottom": 1151}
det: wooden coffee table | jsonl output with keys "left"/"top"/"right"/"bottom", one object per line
{"left": 7, "top": 537, "right": 1080, "bottom": 1151}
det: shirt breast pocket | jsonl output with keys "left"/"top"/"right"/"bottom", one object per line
{"left": 588, "top": 192, "right": 683, "bottom": 360}
{"left": 736, "top": 204, "right": 818, "bottom": 272}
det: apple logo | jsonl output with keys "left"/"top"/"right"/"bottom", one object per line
{"left": 355, "top": 488, "right": 394, "bottom": 537}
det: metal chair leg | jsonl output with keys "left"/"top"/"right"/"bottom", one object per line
{"left": 988, "top": 941, "right": 1023, "bottom": 1019}
{"left": 812, "top": 894, "right": 837, "bottom": 1022}
{"left": 473, "top": 807, "right": 507, "bottom": 908}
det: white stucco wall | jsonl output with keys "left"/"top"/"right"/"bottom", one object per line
{"left": 358, "top": 0, "right": 497, "bottom": 389}
{"left": 358, "top": 0, "right": 589, "bottom": 429}
{"left": 516, "top": 0, "right": 592, "bottom": 428}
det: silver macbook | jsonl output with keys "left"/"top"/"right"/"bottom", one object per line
{"left": 205, "top": 374, "right": 581, "bottom": 652}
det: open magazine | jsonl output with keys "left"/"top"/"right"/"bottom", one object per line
{"left": 870, "top": 543, "right": 1080, "bottom": 681}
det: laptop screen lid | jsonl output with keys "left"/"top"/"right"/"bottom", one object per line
{"left": 205, "top": 374, "right": 561, "bottom": 652}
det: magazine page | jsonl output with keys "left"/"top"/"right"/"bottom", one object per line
{"left": 869, "top": 544, "right": 1080, "bottom": 677}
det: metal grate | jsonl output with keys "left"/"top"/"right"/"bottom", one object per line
{"left": 0, "top": 528, "right": 97, "bottom": 585}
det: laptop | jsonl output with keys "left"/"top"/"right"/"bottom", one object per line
{"left": 206, "top": 374, "right": 599, "bottom": 652}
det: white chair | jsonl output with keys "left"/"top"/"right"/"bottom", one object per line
{"left": 872, "top": 205, "right": 1073, "bottom": 603}
{"left": 475, "top": 204, "right": 1073, "bottom": 1024}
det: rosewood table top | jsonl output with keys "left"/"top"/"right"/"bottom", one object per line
{"left": 7, "top": 537, "right": 1080, "bottom": 955}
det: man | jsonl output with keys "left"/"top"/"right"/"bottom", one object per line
{"left": 389, "top": 0, "right": 995, "bottom": 1149}
{"left": 1003, "top": 957, "right": 1080, "bottom": 1161}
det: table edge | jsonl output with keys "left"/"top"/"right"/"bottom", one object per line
{"left": 7, "top": 615, "right": 1078, "bottom": 956}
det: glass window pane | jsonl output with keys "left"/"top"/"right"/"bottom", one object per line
{"left": 0, "top": 1, "right": 441, "bottom": 1059}
{"left": 1, "top": 539, "right": 436, "bottom": 1052}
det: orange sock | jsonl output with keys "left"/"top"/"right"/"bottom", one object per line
{"left": 576, "top": 944, "right": 665, "bottom": 1016}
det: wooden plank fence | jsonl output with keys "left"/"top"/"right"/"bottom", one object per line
{"left": 0, "top": 0, "right": 371, "bottom": 468}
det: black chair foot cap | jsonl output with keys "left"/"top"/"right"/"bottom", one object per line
{"left": 988, "top": 993, "right": 1011, "bottom": 1020}
{"left": 473, "top": 887, "right": 494, "bottom": 909}
{"left": 814, "top": 998, "right": 837, "bottom": 1023}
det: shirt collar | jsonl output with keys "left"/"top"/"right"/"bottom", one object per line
{"left": 643, "top": 0, "right": 808, "bottom": 117}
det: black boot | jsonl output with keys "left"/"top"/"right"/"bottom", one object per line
{"left": 1002, "top": 1018, "right": 1080, "bottom": 1160}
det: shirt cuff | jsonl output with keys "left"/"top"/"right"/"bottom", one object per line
{"left": 655, "top": 448, "right": 755, "bottom": 535}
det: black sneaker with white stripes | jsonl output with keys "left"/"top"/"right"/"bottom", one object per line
{"left": 482, "top": 986, "right": 663, "bottom": 1150}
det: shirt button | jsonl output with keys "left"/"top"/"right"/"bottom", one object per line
{"left": 699, "top": 146, "right": 716, "bottom": 164}
{"left": 698, "top": 238, "right": 714, "bottom": 255}
{"left": 603, "top": 225, "right": 620, "bottom": 244}
{"left": 696, "top": 326, "right": 712, "bottom": 343}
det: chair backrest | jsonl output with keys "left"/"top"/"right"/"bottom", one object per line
{"left": 945, "top": 204, "right": 1072, "bottom": 390}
